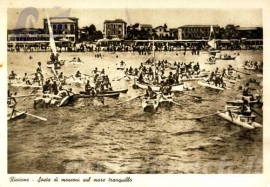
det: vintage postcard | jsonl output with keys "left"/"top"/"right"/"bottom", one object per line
{"left": 1, "top": 0, "right": 270, "bottom": 186}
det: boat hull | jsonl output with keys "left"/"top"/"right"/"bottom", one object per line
{"left": 217, "top": 111, "right": 262, "bottom": 129}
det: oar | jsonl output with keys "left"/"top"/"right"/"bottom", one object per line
{"left": 251, "top": 108, "right": 262, "bottom": 117}
{"left": 233, "top": 69, "right": 250, "bottom": 75}
{"left": 171, "top": 100, "right": 181, "bottom": 106}
{"left": 23, "top": 89, "right": 37, "bottom": 101}
{"left": 195, "top": 110, "right": 226, "bottom": 120}
{"left": 179, "top": 91, "right": 202, "bottom": 100}
{"left": 116, "top": 94, "right": 145, "bottom": 105}
{"left": 15, "top": 109, "right": 47, "bottom": 121}
{"left": 117, "top": 75, "right": 128, "bottom": 81}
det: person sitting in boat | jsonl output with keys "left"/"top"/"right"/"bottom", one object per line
{"left": 93, "top": 73, "right": 99, "bottom": 83}
{"left": 215, "top": 67, "right": 219, "bottom": 75}
{"left": 120, "top": 60, "right": 125, "bottom": 67}
{"left": 22, "top": 73, "right": 32, "bottom": 85}
{"left": 173, "top": 73, "right": 180, "bottom": 84}
{"left": 29, "top": 55, "right": 33, "bottom": 60}
{"left": 128, "top": 66, "right": 133, "bottom": 74}
{"left": 103, "top": 76, "right": 112, "bottom": 90}
{"left": 71, "top": 57, "right": 76, "bottom": 62}
{"left": 58, "top": 85, "right": 69, "bottom": 98}
{"left": 50, "top": 52, "right": 55, "bottom": 62}
{"left": 148, "top": 67, "right": 153, "bottom": 79}
{"left": 75, "top": 71, "right": 82, "bottom": 78}
{"left": 167, "top": 72, "right": 175, "bottom": 85}
{"left": 100, "top": 68, "right": 105, "bottom": 76}
{"left": 137, "top": 73, "right": 145, "bottom": 83}
{"left": 55, "top": 53, "right": 60, "bottom": 62}
{"left": 43, "top": 80, "right": 51, "bottom": 94}
{"left": 243, "top": 83, "right": 254, "bottom": 100}
{"left": 77, "top": 57, "right": 82, "bottom": 62}
{"left": 7, "top": 90, "right": 17, "bottom": 105}
{"left": 241, "top": 99, "right": 252, "bottom": 116}
{"left": 145, "top": 86, "right": 157, "bottom": 99}
{"left": 221, "top": 68, "right": 228, "bottom": 78}
{"left": 32, "top": 73, "right": 42, "bottom": 86}
{"left": 85, "top": 80, "right": 95, "bottom": 95}
{"left": 206, "top": 72, "right": 215, "bottom": 84}
{"left": 139, "top": 63, "right": 144, "bottom": 70}
{"left": 9, "top": 71, "right": 17, "bottom": 80}
{"left": 220, "top": 76, "right": 226, "bottom": 88}
{"left": 161, "top": 80, "right": 172, "bottom": 96}
{"left": 134, "top": 68, "right": 139, "bottom": 76}
{"left": 51, "top": 80, "right": 59, "bottom": 95}
{"left": 92, "top": 67, "right": 98, "bottom": 75}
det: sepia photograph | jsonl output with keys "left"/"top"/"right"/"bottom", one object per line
{"left": 6, "top": 7, "right": 264, "bottom": 175}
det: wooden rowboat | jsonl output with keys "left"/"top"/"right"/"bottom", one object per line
{"left": 217, "top": 111, "right": 262, "bottom": 129}
{"left": 142, "top": 96, "right": 160, "bottom": 112}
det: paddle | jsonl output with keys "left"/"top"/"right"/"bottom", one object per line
{"left": 233, "top": 69, "right": 250, "bottom": 75}
{"left": 15, "top": 109, "right": 47, "bottom": 121}
{"left": 116, "top": 94, "right": 145, "bottom": 105}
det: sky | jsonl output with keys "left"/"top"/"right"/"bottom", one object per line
{"left": 7, "top": 8, "right": 262, "bottom": 31}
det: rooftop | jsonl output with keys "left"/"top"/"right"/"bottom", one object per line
{"left": 179, "top": 25, "right": 220, "bottom": 28}
{"left": 140, "top": 24, "right": 153, "bottom": 28}
{"left": 104, "top": 19, "right": 127, "bottom": 24}
{"left": 44, "top": 18, "right": 76, "bottom": 24}
{"left": 236, "top": 27, "right": 262, "bottom": 30}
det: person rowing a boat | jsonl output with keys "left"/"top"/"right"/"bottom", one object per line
{"left": 51, "top": 80, "right": 59, "bottom": 95}
{"left": 32, "top": 73, "right": 42, "bottom": 86}
{"left": 206, "top": 71, "right": 215, "bottom": 84}
{"left": 9, "top": 71, "right": 17, "bottom": 80}
{"left": 242, "top": 83, "right": 254, "bottom": 100}
{"left": 241, "top": 99, "right": 252, "bottom": 116}
{"left": 84, "top": 80, "right": 95, "bottom": 96}
{"left": 160, "top": 80, "right": 172, "bottom": 95}
{"left": 8, "top": 90, "right": 17, "bottom": 105}
{"left": 36, "top": 62, "right": 44, "bottom": 85}
{"left": 120, "top": 60, "right": 126, "bottom": 67}
{"left": 50, "top": 52, "right": 55, "bottom": 63}
{"left": 22, "top": 73, "right": 32, "bottom": 85}
{"left": 75, "top": 71, "right": 82, "bottom": 78}
{"left": 43, "top": 80, "right": 51, "bottom": 94}
{"left": 145, "top": 86, "right": 157, "bottom": 99}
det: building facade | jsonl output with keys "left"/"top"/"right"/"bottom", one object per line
{"left": 236, "top": 27, "right": 263, "bottom": 39}
{"left": 103, "top": 19, "right": 127, "bottom": 39}
{"left": 138, "top": 24, "right": 153, "bottom": 31}
{"left": 154, "top": 26, "right": 170, "bottom": 39}
{"left": 178, "top": 25, "right": 220, "bottom": 40}
{"left": 43, "top": 17, "right": 79, "bottom": 42}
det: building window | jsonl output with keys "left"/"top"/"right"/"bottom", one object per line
{"left": 118, "top": 30, "right": 121, "bottom": 34}
{"left": 65, "top": 24, "right": 68, "bottom": 29}
{"left": 114, "top": 25, "right": 116, "bottom": 29}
